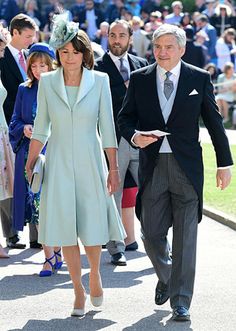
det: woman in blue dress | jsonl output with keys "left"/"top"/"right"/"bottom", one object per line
{"left": 26, "top": 15, "right": 125, "bottom": 317}
{"left": 9, "top": 43, "right": 62, "bottom": 276}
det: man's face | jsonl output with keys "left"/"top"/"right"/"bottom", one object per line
{"left": 85, "top": 0, "right": 94, "bottom": 10}
{"left": 173, "top": 4, "right": 182, "bottom": 15}
{"left": 13, "top": 28, "right": 36, "bottom": 49}
{"left": 153, "top": 34, "right": 185, "bottom": 71}
{"left": 108, "top": 23, "right": 131, "bottom": 57}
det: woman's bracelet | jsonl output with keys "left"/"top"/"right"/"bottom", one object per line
{"left": 109, "top": 169, "right": 119, "bottom": 172}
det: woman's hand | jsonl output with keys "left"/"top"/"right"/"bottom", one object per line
{"left": 25, "top": 139, "right": 44, "bottom": 183}
{"left": 107, "top": 169, "right": 121, "bottom": 195}
{"left": 24, "top": 124, "right": 33, "bottom": 139}
{"left": 25, "top": 160, "right": 33, "bottom": 183}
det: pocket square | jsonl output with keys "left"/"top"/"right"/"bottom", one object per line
{"left": 189, "top": 89, "right": 198, "bottom": 96}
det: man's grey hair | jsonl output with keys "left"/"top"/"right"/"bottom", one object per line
{"left": 152, "top": 24, "right": 186, "bottom": 48}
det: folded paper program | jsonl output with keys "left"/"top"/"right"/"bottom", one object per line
{"left": 30, "top": 154, "right": 45, "bottom": 194}
{"left": 135, "top": 129, "right": 171, "bottom": 137}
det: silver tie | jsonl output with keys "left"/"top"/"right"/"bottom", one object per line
{"left": 119, "top": 58, "right": 129, "bottom": 82}
{"left": 164, "top": 71, "right": 174, "bottom": 100}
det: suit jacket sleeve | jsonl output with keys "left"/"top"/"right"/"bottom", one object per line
{"left": 201, "top": 73, "right": 233, "bottom": 167}
{"left": 9, "top": 85, "right": 26, "bottom": 153}
{"left": 32, "top": 77, "right": 51, "bottom": 145}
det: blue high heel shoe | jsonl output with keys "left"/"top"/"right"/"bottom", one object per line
{"left": 54, "top": 249, "right": 63, "bottom": 270}
{"left": 39, "top": 255, "right": 55, "bottom": 277}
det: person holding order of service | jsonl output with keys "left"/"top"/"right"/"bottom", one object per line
{"left": 118, "top": 24, "right": 233, "bottom": 322}
{"left": 26, "top": 14, "right": 126, "bottom": 317}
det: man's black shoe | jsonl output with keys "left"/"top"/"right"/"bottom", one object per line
{"left": 155, "top": 281, "right": 169, "bottom": 305}
{"left": 111, "top": 252, "right": 127, "bottom": 266}
{"left": 30, "top": 241, "right": 42, "bottom": 249}
{"left": 7, "top": 235, "right": 26, "bottom": 249}
{"left": 172, "top": 306, "right": 190, "bottom": 322}
{"left": 125, "top": 241, "right": 138, "bottom": 251}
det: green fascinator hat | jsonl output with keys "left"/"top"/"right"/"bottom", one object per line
{"left": 49, "top": 14, "right": 79, "bottom": 50}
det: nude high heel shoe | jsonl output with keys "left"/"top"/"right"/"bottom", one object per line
{"left": 71, "top": 293, "right": 87, "bottom": 317}
{"left": 89, "top": 273, "right": 103, "bottom": 307}
{"left": 0, "top": 245, "right": 9, "bottom": 258}
{"left": 90, "top": 293, "right": 103, "bottom": 307}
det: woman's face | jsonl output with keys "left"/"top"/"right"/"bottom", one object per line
{"left": 0, "top": 41, "right": 5, "bottom": 58}
{"left": 31, "top": 58, "right": 49, "bottom": 80}
{"left": 225, "top": 67, "right": 234, "bottom": 77}
{"left": 183, "top": 15, "right": 190, "bottom": 25}
{"left": 27, "top": 0, "right": 36, "bottom": 11}
{"left": 208, "top": 67, "right": 215, "bottom": 76}
{"left": 58, "top": 42, "right": 83, "bottom": 72}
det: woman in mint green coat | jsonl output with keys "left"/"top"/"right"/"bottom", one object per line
{"left": 26, "top": 15, "right": 125, "bottom": 317}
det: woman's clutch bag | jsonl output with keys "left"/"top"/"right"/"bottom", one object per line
{"left": 30, "top": 154, "right": 45, "bottom": 194}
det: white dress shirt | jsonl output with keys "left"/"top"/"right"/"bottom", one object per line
{"left": 109, "top": 51, "right": 130, "bottom": 77}
{"left": 157, "top": 62, "right": 181, "bottom": 153}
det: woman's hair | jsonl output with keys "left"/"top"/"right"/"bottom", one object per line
{"left": 223, "top": 61, "right": 234, "bottom": 74}
{"left": 56, "top": 29, "right": 94, "bottom": 70}
{"left": 223, "top": 28, "right": 236, "bottom": 42}
{"left": 26, "top": 52, "right": 54, "bottom": 87}
{"left": 24, "top": 0, "right": 38, "bottom": 12}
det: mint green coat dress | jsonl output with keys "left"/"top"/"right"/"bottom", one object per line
{"left": 32, "top": 67, "right": 126, "bottom": 246}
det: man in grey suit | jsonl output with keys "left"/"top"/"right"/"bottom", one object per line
{"left": 95, "top": 19, "right": 148, "bottom": 266}
{"left": 118, "top": 24, "right": 233, "bottom": 321}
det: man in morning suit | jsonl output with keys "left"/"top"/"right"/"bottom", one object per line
{"left": 118, "top": 24, "right": 233, "bottom": 321}
{"left": 95, "top": 19, "right": 148, "bottom": 266}
{"left": 0, "top": 14, "right": 37, "bottom": 249}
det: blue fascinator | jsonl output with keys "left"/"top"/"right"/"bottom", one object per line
{"left": 49, "top": 14, "right": 79, "bottom": 50}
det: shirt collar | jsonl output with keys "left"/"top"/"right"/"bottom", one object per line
{"left": 109, "top": 51, "right": 128, "bottom": 64}
{"left": 8, "top": 43, "right": 24, "bottom": 58}
{"left": 157, "top": 61, "right": 181, "bottom": 80}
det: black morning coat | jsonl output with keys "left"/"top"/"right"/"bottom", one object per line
{"left": 117, "top": 61, "right": 233, "bottom": 221}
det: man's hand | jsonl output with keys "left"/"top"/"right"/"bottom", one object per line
{"left": 216, "top": 168, "right": 232, "bottom": 190}
{"left": 133, "top": 133, "right": 158, "bottom": 148}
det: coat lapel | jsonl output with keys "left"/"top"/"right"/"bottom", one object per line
{"left": 167, "top": 61, "right": 193, "bottom": 124}
{"left": 145, "top": 63, "right": 166, "bottom": 127}
{"left": 51, "top": 68, "right": 70, "bottom": 108}
{"left": 74, "top": 67, "right": 95, "bottom": 107}
{"left": 128, "top": 54, "right": 142, "bottom": 71}
{"left": 103, "top": 52, "right": 123, "bottom": 83}
{"left": 50, "top": 67, "right": 95, "bottom": 110}
{"left": 5, "top": 47, "right": 23, "bottom": 82}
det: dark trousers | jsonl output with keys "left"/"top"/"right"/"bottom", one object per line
{"left": 0, "top": 198, "right": 16, "bottom": 238}
{"left": 141, "top": 154, "right": 199, "bottom": 309}
{"left": 0, "top": 198, "right": 38, "bottom": 242}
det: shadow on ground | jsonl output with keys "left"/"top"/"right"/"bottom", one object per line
{"left": 0, "top": 248, "right": 154, "bottom": 301}
{"left": 8, "top": 310, "right": 116, "bottom": 331}
{"left": 123, "top": 309, "right": 193, "bottom": 331}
